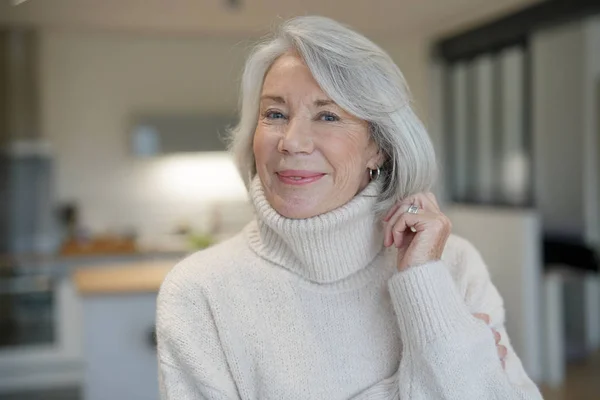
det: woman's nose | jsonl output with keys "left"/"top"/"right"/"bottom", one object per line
{"left": 277, "top": 119, "right": 314, "bottom": 154}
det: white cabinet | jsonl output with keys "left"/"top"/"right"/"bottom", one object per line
{"left": 82, "top": 293, "right": 158, "bottom": 400}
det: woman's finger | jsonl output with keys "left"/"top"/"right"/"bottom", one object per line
{"left": 383, "top": 193, "right": 451, "bottom": 270}
{"left": 498, "top": 344, "right": 508, "bottom": 370}
{"left": 383, "top": 201, "right": 422, "bottom": 247}
{"left": 383, "top": 202, "right": 401, "bottom": 222}
{"left": 498, "top": 345, "right": 508, "bottom": 360}
{"left": 473, "top": 311, "right": 502, "bottom": 363}
{"left": 400, "top": 193, "right": 439, "bottom": 214}
{"left": 392, "top": 215, "right": 420, "bottom": 248}
{"left": 493, "top": 329, "right": 501, "bottom": 344}
{"left": 396, "top": 210, "right": 448, "bottom": 236}
{"left": 384, "top": 192, "right": 437, "bottom": 222}
{"left": 392, "top": 210, "right": 445, "bottom": 248}
{"left": 391, "top": 212, "right": 412, "bottom": 248}
{"left": 473, "top": 313, "right": 491, "bottom": 325}
{"left": 391, "top": 208, "right": 436, "bottom": 247}
{"left": 383, "top": 192, "right": 442, "bottom": 243}
{"left": 384, "top": 206, "right": 405, "bottom": 247}
{"left": 473, "top": 313, "right": 506, "bottom": 369}
{"left": 413, "top": 192, "right": 440, "bottom": 213}
{"left": 424, "top": 192, "right": 441, "bottom": 212}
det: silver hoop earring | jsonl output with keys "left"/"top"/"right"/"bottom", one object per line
{"left": 369, "top": 167, "right": 381, "bottom": 181}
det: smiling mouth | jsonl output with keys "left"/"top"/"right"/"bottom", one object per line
{"left": 276, "top": 171, "right": 326, "bottom": 185}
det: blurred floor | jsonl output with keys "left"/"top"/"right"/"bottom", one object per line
{"left": 541, "top": 351, "right": 600, "bottom": 400}
{"left": 0, "top": 387, "right": 80, "bottom": 400}
{"left": 0, "top": 353, "right": 598, "bottom": 399}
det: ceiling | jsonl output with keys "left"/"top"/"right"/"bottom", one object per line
{"left": 1, "top": 0, "right": 542, "bottom": 39}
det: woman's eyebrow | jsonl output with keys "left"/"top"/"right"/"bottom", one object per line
{"left": 260, "top": 95, "right": 285, "bottom": 104}
{"left": 314, "top": 99, "right": 335, "bottom": 107}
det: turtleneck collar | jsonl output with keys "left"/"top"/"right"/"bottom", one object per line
{"left": 245, "top": 176, "right": 385, "bottom": 284}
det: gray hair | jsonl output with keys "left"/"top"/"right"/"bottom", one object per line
{"left": 227, "top": 16, "right": 437, "bottom": 213}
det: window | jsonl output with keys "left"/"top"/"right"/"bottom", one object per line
{"left": 443, "top": 43, "right": 532, "bottom": 206}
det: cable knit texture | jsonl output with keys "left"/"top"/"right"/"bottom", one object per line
{"left": 157, "top": 178, "right": 543, "bottom": 400}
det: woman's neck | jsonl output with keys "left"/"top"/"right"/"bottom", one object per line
{"left": 245, "top": 176, "right": 385, "bottom": 283}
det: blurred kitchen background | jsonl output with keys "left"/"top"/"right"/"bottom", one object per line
{"left": 0, "top": 0, "right": 598, "bottom": 399}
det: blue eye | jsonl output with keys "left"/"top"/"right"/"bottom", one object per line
{"left": 319, "top": 113, "right": 339, "bottom": 122}
{"left": 266, "top": 111, "right": 286, "bottom": 120}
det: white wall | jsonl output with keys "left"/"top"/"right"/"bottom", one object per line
{"left": 40, "top": 32, "right": 252, "bottom": 244}
{"left": 40, "top": 31, "right": 431, "bottom": 242}
{"left": 446, "top": 206, "right": 543, "bottom": 382}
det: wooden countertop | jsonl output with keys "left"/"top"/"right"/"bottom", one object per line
{"left": 73, "top": 260, "right": 178, "bottom": 295}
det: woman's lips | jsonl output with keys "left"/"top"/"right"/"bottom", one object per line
{"left": 276, "top": 170, "right": 325, "bottom": 185}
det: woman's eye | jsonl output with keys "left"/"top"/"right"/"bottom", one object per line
{"left": 319, "top": 113, "right": 339, "bottom": 122}
{"left": 265, "top": 111, "right": 286, "bottom": 120}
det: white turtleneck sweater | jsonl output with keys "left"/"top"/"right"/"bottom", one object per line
{"left": 156, "top": 178, "right": 543, "bottom": 400}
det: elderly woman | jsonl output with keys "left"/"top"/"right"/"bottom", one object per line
{"left": 157, "top": 16, "right": 542, "bottom": 400}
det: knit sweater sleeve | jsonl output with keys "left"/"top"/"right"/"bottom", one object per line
{"left": 354, "top": 242, "right": 543, "bottom": 400}
{"left": 156, "top": 271, "right": 239, "bottom": 400}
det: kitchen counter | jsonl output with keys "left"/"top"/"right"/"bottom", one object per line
{"left": 1, "top": 250, "right": 188, "bottom": 274}
{"left": 73, "top": 259, "right": 181, "bottom": 295}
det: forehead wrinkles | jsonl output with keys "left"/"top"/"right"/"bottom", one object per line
{"left": 261, "top": 55, "right": 334, "bottom": 109}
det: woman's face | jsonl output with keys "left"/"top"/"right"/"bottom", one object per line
{"left": 253, "top": 53, "right": 382, "bottom": 219}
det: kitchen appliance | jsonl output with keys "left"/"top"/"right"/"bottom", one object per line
{"left": 130, "top": 113, "right": 233, "bottom": 156}
{"left": 0, "top": 28, "right": 83, "bottom": 393}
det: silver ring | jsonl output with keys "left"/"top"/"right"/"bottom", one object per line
{"left": 407, "top": 204, "right": 419, "bottom": 214}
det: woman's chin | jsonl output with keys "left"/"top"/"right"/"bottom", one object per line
{"left": 272, "top": 197, "right": 325, "bottom": 219}
{"left": 276, "top": 206, "right": 320, "bottom": 219}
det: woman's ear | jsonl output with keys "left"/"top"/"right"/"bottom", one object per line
{"left": 367, "top": 148, "right": 385, "bottom": 170}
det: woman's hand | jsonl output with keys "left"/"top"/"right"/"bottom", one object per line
{"left": 474, "top": 313, "right": 508, "bottom": 369}
{"left": 383, "top": 192, "right": 451, "bottom": 271}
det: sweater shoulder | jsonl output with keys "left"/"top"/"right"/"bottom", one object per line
{"left": 441, "top": 234, "right": 504, "bottom": 311}
{"left": 441, "top": 234, "right": 491, "bottom": 285}
{"left": 158, "top": 230, "right": 254, "bottom": 297}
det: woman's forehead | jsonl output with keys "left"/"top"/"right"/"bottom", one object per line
{"left": 261, "top": 54, "right": 333, "bottom": 104}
